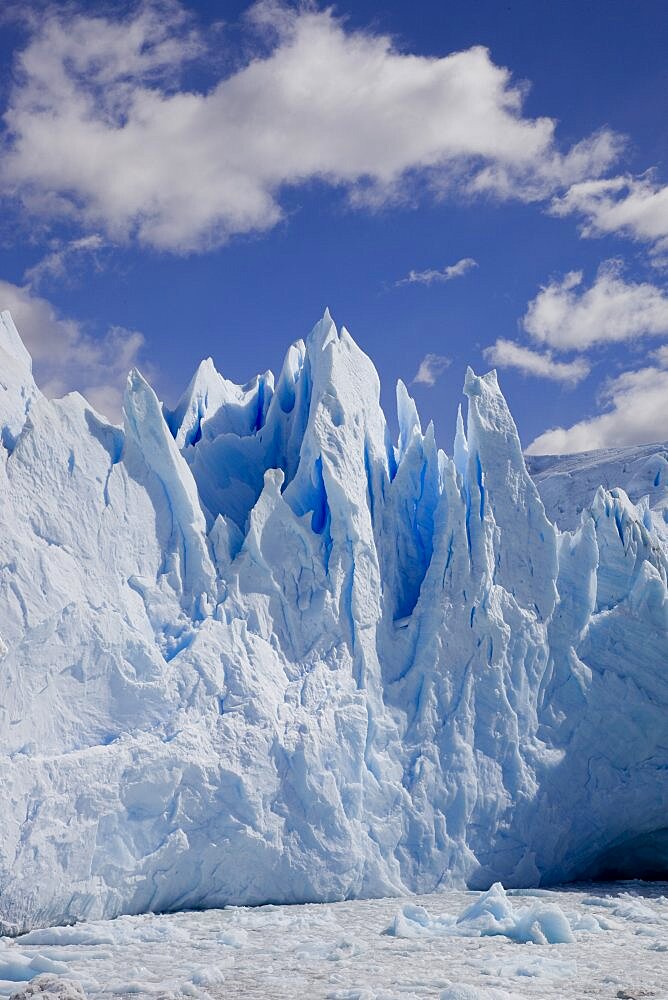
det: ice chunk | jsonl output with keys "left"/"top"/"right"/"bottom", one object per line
{"left": 384, "top": 903, "right": 456, "bottom": 938}
{"left": 0, "top": 945, "right": 68, "bottom": 985}
{"left": 387, "top": 884, "right": 576, "bottom": 944}
{"left": 8, "top": 976, "right": 85, "bottom": 1000}
{"left": 461, "top": 884, "right": 575, "bottom": 944}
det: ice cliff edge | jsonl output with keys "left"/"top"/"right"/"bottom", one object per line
{"left": 0, "top": 307, "right": 666, "bottom": 932}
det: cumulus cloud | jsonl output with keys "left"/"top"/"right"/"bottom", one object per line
{"left": 526, "top": 351, "right": 668, "bottom": 454}
{"left": 483, "top": 338, "right": 590, "bottom": 384}
{"left": 0, "top": 1, "right": 622, "bottom": 252}
{"left": 0, "top": 280, "right": 145, "bottom": 420}
{"left": 522, "top": 261, "right": 668, "bottom": 351}
{"left": 504, "top": 259, "right": 668, "bottom": 451}
{"left": 411, "top": 353, "right": 451, "bottom": 387}
{"left": 551, "top": 174, "right": 668, "bottom": 265}
{"left": 397, "top": 257, "right": 478, "bottom": 287}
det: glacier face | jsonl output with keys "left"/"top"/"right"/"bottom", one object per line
{"left": 0, "top": 307, "right": 666, "bottom": 933}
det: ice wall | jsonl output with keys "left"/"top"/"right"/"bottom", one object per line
{"left": 0, "top": 308, "right": 666, "bottom": 932}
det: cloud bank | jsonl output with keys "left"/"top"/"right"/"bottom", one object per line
{"left": 0, "top": 1, "right": 621, "bottom": 252}
{"left": 523, "top": 262, "right": 668, "bottom": 350}
{"left": 527, "top": 348, "right": 668, "bottom": 455}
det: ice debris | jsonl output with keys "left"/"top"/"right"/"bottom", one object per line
{"left": 8, "top": 977, "right": 85, "bottom": 1000}
{"left": 386, "top": 883, "right": 576, "bottom": 944}
{"left": 0, "top": 884, "right": 666, "bottom": 997}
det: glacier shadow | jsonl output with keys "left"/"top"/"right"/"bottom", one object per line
{"left": 554, "top": 878, "right": 668, "bottom": 900}
{"left": 564, "top": 827, "right": 668, "bottom": 885}
{"left": 84, "top": 408, "right": 124, "bottom": 465}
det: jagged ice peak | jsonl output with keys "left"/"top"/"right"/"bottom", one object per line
{"left": 0, "top": 307, "right": 666, "bottom": 934}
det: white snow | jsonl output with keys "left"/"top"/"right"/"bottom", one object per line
{"left": 0, "top": 308, "right": 666, "bottom": 934}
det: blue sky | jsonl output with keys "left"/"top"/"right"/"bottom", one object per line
{"left": 0, "top": 0, "right": 666, "bottom": 453}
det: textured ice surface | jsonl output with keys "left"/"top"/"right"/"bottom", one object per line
{"left": 2, "top": 884, "right": 668, "bottom": 998}
{"left": 386, "top": 882, "right": 576, "bottom": 944}
{"left": 0, "top": 308, "right": 666, "bottom": 933}
{"left": 527, "top": 441, "right": 668, "bottom": 532}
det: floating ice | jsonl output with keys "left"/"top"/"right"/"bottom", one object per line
{"left": 3, "top": 884, "right": 664, "bottom": 999}
{"left": 456, "top": 884, "right": 575, "bottom": 944}
{"left": 386, "top": 883, "right": 576, "bottom": 944}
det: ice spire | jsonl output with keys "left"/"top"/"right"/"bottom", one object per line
{"left": 453, "top": 404, "right": 468, "bottom": 482}
{"left": 463, "top": 367, "right": 557, "bottom": 619}
{"left": 124, "top": 368, "right": 215, "bottom": 605}
{"left": 396, "top": 379, "right": 421, "bottom": 460}
{"left": 0, "top": 310, "right": 40, "bottom": 450}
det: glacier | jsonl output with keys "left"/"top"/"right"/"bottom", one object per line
{"left": 0, "top": 307, "right": 666, "bottom": 933}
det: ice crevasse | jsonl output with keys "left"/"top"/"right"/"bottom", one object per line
{"left": 0, "top": 307, "right": 666, "bottom": 933}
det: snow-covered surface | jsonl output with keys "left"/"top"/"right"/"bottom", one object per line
{"left": 2, "top": 883, "right": 668, "bottom": 998}
{"left": 0, "top": 307, "right": 667, "bottom": 933}
{"left": 527, "top": 441, "right": 668, "bottom": 531}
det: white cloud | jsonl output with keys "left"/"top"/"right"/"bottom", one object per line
{"left": 411, "top": 353, "right": 451, "bottom": 387}
{"left": 0, "top": 281, "right": 144, "bottom": 421}
{"left": 526, "top": 347, "right": 668, "bottom": 454}
{"left": 483, "top": 338, "right": 590, "bottom": 384}
{"left": 651, "top": 343, "right": 668, "bottom": 367}
{"left": 468, "top": 129, "right": 621, "bottom": 203}
{"left": 522, "top": 261, "right": 668, "bottom": 351}
{"left": 24, "top": 234, "right": 107, "bottom": 288}
{"left": 397, "top": 257, "right": 478, "bottom": 286}
{"left": 551, "top": 174, "right": 668, "bottom": 264}
{"left": 0, "top": 2, "right": 622, "bottom": 252}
